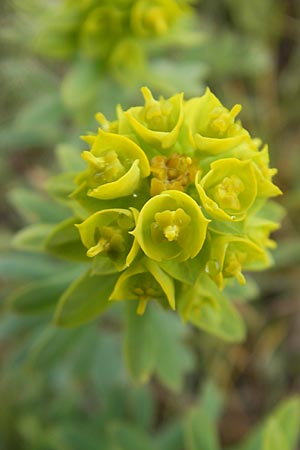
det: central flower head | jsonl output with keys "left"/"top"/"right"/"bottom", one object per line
{"left": 70, "top": 86, "right": 282, "bottom": 317}
{"left": 150, "top": 153, "right": 197, "bottom": 195}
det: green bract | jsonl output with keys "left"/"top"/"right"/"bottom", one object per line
{"left": 38, "top": 87, "right": 282, "bottom": 325}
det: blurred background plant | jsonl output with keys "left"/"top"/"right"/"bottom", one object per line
{"left": 0, "top": 0, "right": 300, "bottom": 449}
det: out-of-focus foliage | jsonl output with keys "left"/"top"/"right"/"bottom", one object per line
{"left": 32, "top": 0, "right": 191, "bottom": 63}
{"left": 0, "top": 338, "right": 299, "bottom": 450}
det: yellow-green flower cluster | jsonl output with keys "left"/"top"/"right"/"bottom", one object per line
{"left": 35, "top": 0, "right": 190, "bottom": 69}
{"left": 73, "top": 87, "right": 282, "bottom": 315}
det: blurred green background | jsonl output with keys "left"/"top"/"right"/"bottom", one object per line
{"left": 0, "top": 0, "right": 299, "bottom": 449}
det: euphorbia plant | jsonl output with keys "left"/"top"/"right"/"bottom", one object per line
{"left": 32, "top": 0, "right": 193, "bottom": 86}
{"left": 11, "top": 87, "right": 282, "bottom": 335}
{"left": 34, "top": 0, "right": 191, "bottom": 61}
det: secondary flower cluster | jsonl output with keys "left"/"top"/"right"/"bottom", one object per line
{"left": 35, "top": 0, "right": 190, "bottom": 67}
{"left": 72, "top": 87, "right": 282, "bottom": 315}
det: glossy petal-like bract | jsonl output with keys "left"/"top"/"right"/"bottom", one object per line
{"left": 61, "top": 86, "right": 282, "bottom": 321}
{"left": 109, "top": 259, "right": 175, "bottom": 314}
{"left": 77, "top": 130, "right": 150, "bottom": 200}
{"left": 205, "top": 234, "right": 270, "bottom": 289}
{"left": 133, "top": 190, "right": 209, "bottom": 262}
{"left": 185, "top": 88, "right": 248, "bottom": 154}
{"left": 124, "top": 87, "right": 184, "bottom": 149}
{"left": 196, "top": 158, "right": 257, "bottom": 221}
{"left": 76, "top": 208, "right": 139, "bottom": 271}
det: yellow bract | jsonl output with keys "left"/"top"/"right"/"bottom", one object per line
{"left": 78, "top": 130, "right": 150, "bottom": 200}
{"left": 185, "top": 88, "right": 248, "bottom": 154}
{"left": 206, "top": 234, "right": 269, "bottom": 289}
{"left": 124, "top": 88, "right": 184, "bottom": 149}
{"left": 133, "top": 190, "right": 209, "bottom": 262}
{"left": 196, "top": 158, "right": 257, "bottom": 221}
{"left": 109, "top": 259, "right": 175, "bottom": 314}
{"left": 76, "top": 208, "right": 139, "bottom": 271}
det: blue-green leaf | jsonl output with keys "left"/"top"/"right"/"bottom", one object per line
{"left": 54, "top": 271, "right": 118, "bottom": 327}
{"left": 184, "top": 406, "right": 220, "bottom": 450}
{"left": 124, "top": 302, "right": 157, "bottom": 383}
{"left": 7, "top": 268, "right": 83, "bottom": 315}
{"left": 45, "top": 217, "right": 88, "bottom": 262}
{"left": 8, "top": 187, "right": 68, "bottom": 223}
{"left": 109, "top": 422, "right": 156, "bottom": 450}
{"left": 12, "top": 224, "right": 54, "bottom": 252}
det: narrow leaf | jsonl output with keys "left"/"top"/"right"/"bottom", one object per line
{"left": 54, "top": 271, "right": 118, "bottom": 327}
{"left": 124, "top": 302, "right": 157, "bottom": 383}
{"left": 7, "top": 268, "right": 83, "bottom": 315}
{"left": 272, "top": 397, "right": 300, "bottom": 449}
{"left": 8, "top": 187, "right": 68, "bottom": 223}
{"left": 184, "top": 407, "right": 220, "bottom": 450}
{"left": 262, "top": 419, "right": 289, "bottom": 450}
{"left": 184, "top": 275, "right": 246, "bottom": 342}
{"left": 12, "top": 223, "right": 54, "bottom": 252}
{"left": 109, "top": 422, "right": 156, "bottom": 450}
{"left": 45, "top": 217, "right": 88, "bottom": 262}
{"left": 151, "top": 307, "right": 193, "bottom": 391}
